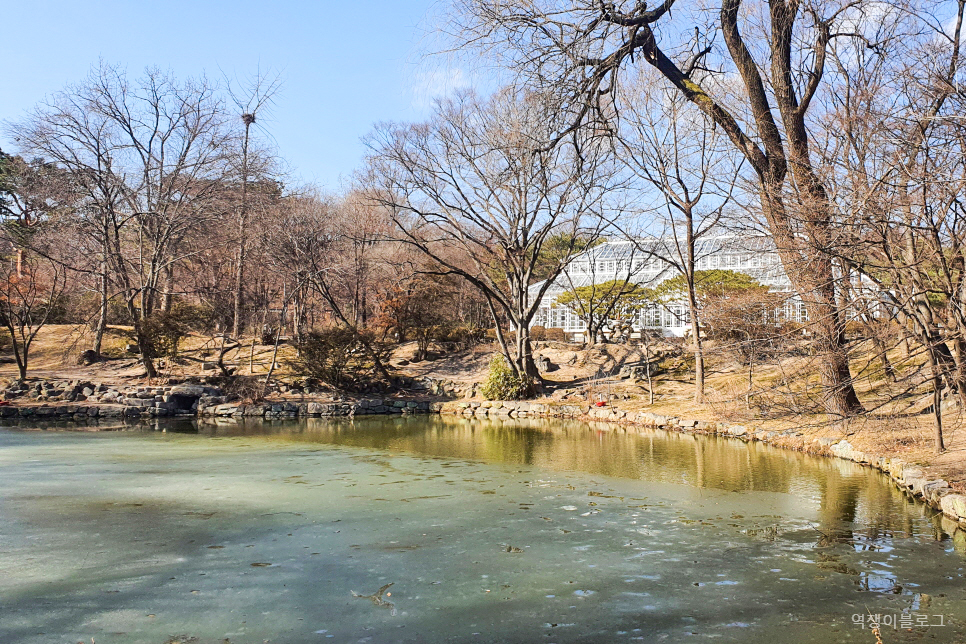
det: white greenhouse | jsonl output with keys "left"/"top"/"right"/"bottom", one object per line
{"left": 529, "top": 235, "right": 809, "bottom": 341}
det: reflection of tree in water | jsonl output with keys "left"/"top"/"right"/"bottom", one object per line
{"left": 855, "top": 570, "right": 902, "bottom": 594}
{"left": 197, "top": 415, "right": 955, "bottom": 544}
{"left": 814, "top": 464, "right": 925, "bottom": 550}
{"left": 199, "top": 416, "right": 811, "bottom": 493}
{"left": 815, "top": 468, "right": 861, "bottom": 546}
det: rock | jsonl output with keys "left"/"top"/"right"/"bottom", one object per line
{"left": 901, "top": 467, "right": 925, "bottom": 482}
{"left": 901, "top": 468, "right": 928, "bottom": 495}
{"left": 923, "top": 480, "right": 952, "bottom": 502}
{"left": 830, "top": 440, "right": 869, "bottom": 462}
{"left": 169, "top": 385, "right": 206, "bottom": 397}
{"left": 940, "top": 494, "right": 966, "bottom": 521}
{"left": 618, "top": 362, "right": 660, "bottom": 380}
{"left": 536, "top": 355, "right": 557, "bottom": 372}
{"left": 77, "top": 350, "right": 100, "bottom": 366}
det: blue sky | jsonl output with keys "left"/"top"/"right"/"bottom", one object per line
{"left": 1, "top": 0, "right": 467, "bottom": 190}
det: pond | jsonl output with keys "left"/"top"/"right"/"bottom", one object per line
{"left": 0, "top": 415, "right": 963, "bottom": 643}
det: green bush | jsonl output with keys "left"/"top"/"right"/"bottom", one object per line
{"left": 480, "top": 354, "right": 533, "bottom": 400}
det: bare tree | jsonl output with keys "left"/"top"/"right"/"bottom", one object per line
{"left": 332, "top": 190, "right": 395, "bottom": 329}
{"left": 617, "top": 69, "right": 741, "bottom": 403}
{"left": 364, "top": 89, "right": 622, "bottom": 389}
{"left": 262, "top": 191, "right": 393, "bottom": 381}
{"left": 820, "top": 0, "right": 966, "bottom": 450}
{"left": 0, "top": 239, "right": 69, "bottom": 380}
{"left": 227, "top": 70, "right": 282, "bottom": 340}
{"left": 453, "top": 0, "right": 870, "bottom": 415}
{"left": 9, "top": 63, "right": 236, "bottom": 378}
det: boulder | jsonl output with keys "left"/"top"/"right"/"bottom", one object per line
{"left": 536, "top": 355, "right": 557, "bottom": 372}
{"left": 169, "top": 385, "right": 206, "bottom": 398}
{"left": 77, "top": 350, "right": 100, "bottom": 366}
{"left": 940, "top": 494, "right": 966, "bottom": 522}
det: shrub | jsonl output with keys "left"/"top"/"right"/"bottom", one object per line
{"left": 139, "top": 302, "right": 208, "bottom": 359}
{"left": 544, "top": 327, "right": 567, "bottom": 342}
{"left": 480, "top": 354, "right": 533, "bottom": 400}
{"left": 206, "top": 374, "right": 266, "bottom": 403}
{"left": 530, "top": 325, "right": 547, "bottom": 342}
{"left": 291, "top": 326, "right": 391, "bottom": 389}
{"left": 436, "top": 324, "right": 485, "bottom": 349}
{"left": 107, "top": 298, "right": 132, "bottom": 325}
{"left": 260, "top": 325, "right": 279, "bottom": 346}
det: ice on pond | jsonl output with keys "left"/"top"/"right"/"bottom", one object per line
{"left": 0, "top": 415, "right": 964, "bottom": 643}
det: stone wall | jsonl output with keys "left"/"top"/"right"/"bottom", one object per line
{"left": 197, "top": 398, "right": 442, "bottom": 418}
{"left": 1, "top": 381, "right": 223, "bottom": 418}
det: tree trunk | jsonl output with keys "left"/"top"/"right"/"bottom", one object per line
{"left": 126, "top": 297, "right": 157, "bottom": 379}
{"left": 515, "top": 324, "right": 539, "bottom": 381}
{"left": 927, "top": 352, "right": 946, "bottom": 453}
{"left": 642, "top": 332, "right": 655, "bottom": 406}
{"left": 92, "top": 263, "right": 108, "bottom": 356}
{"left": 687, "top": 289, "right": 705, "bottom": 405}
{"left": 161, "top": 264, "right": 174, "bottom": 313}
{"left": 232, "top": 121, "right": 252, "bottom": 340}
{"left": 810, "top": 300, "right": 863, "bottom": 416}
{"left": 759, "top": 193, "right": 863, "bottom": 417}
{"left": 870, "top": 333, "right": 896, "bottom": 382}
{"left": 8, "top": 326, "right": 27, "bottom": 380}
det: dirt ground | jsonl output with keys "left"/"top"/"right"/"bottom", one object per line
{"left": 4, "top": 324, "right": 963, "bottom": 491}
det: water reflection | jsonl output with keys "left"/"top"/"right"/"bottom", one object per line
{"left": 190, "top": 414, "right": 946, "bottom": 544}
{"left": 0, "top": 416, "right": 963, "bottom": 644}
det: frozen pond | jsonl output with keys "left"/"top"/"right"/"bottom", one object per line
{"left": 0, "top": 415, "right": 963, "bottom": 643}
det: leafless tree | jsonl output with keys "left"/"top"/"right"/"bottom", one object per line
{"left": 227, "top": 70, "right": 282, "bottom": 339}
{"left": 820, "top": 0, "right": 966, "bottom": 450}
{"left": 0, "top": 236, "right": 70, "bottom": 380}
{"left": 617, "top": 67, "right": 741, "bottom": 403}
{"left": 364, "top": 88, "right": 623, "bottom": 388}
{"left": 332, "top": 190, "right": 395, "bottom": 329}
{"left": 452, "top": 0, "right": 873, "bottom": 415}
{"left": 9, "top": 62, "right": 236, "bottom": 378}
{"left": 262, "top": 191, "right": 393, "bottom": 381}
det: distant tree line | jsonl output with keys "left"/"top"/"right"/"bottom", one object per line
{"left": 2, "top": 0, "right": 966, "bottom": 456}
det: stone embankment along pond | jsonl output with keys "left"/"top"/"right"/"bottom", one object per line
{"left": 3, "top": 378, "right": 965, "bottom": 531}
